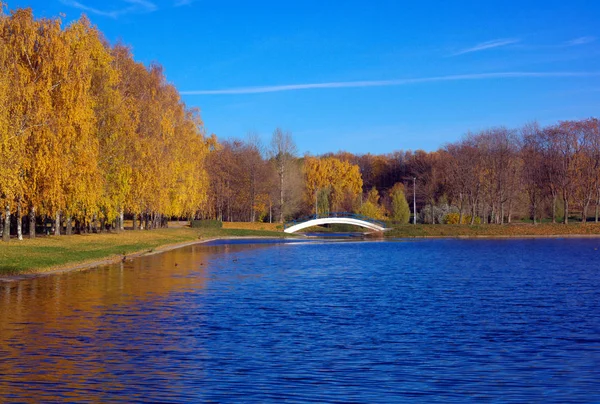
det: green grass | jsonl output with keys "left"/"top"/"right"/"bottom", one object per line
{"left": 0, "top": 227, "right": 292, "bottom": 275}
{"left": 4, "top": 222, "right": 598, "bottom": 275}
{"left": 385, "top": 223, "right": 600, "bottom": 238}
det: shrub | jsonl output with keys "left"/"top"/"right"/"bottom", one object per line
{"left": 465, "top": 215, "right": 481, "bottom": 225}
{"left": 421, "top": 203, "right": 457, "bottom": 224}
{"left": 443, "top": 213, "right": 481, "bottom": 225}
{"left": 358, "top": 201, "right": 386, "bottom": 220}
{"left": 444, "top": 213, "right": 461, "bottom": 224}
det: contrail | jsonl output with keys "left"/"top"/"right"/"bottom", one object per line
{"left": 182, "top": 72, "right": 599, "bottom": 95}
{"left": 451, "top": 38, "right": 520, "bottom": 56}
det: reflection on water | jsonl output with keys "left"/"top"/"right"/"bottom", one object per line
{"left": 0, "top": 243, "right": 265, "bottom": 402}
{"left": 1, "top": 238, "right": 600, "bottom": 402}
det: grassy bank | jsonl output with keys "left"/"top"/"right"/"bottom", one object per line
{"left": 385, "top": 223, "right": 600, "bottom": 238}
{"left": 222, "top": 222, "right": 282, "bottom": 232}
{"left": 0, "top": 226, "right": 289, "bottom": 275}
{"left": 3, "top": 221, "right": 600, "bottom": 275}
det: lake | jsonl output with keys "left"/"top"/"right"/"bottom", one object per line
{"left": 1, "top": 238, "right": 599, "bottom": 402}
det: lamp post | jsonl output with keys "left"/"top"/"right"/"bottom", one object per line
{"left": 413, "top": 177, "right": 416, "bottom": 225}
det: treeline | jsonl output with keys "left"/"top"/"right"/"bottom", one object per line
{"left": 2, "top": 8, "right": 599, "bottom": 244}
{"left": 205, "top": 118, "right": 600, "bottom": 226}
{"left": 328, "top": 119, "right": 600, "bottom": 225}
{"left": 0, "top": 8, "right": 214, "bottom": 241}
{"left": 203, "top": 129, "right": 302, "bottom": 223}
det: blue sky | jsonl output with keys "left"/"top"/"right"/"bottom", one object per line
{"left": 6, "top": 0, "right": 600, "bottom": 155}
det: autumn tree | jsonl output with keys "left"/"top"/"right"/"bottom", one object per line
{"left": 303, "top": 156, "right": 363, "bottom": 216}
{"left": 521, "top": 123, "right": 546, "bottom": 224}
{"left": 409, "top": 150, "right": 443, "bottom": 224}
{"left": 567, "top": 119, "right": 600, "bottom": 222}
{"left": 358, "top": 187, "right": 386, "bottom": 220}
{"left": 389, "top": 183, "right": 410, "bottom": 223}
{"left": 269, "top": 128, "right": 297, "bottom": 222}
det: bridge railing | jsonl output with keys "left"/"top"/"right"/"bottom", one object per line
{"left": 283, "top": 212, "right": 387, "bottom": 230}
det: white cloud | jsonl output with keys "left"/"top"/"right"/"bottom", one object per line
{"left": 60, "top": 0, "right": 157, "bottom": 18}
{"left": 452, "top": 38, "right": 520, "bottom": 56}
{"left": 181, "top": 71, "right": 599, "bottom": 95}
{"left": 564, "top": 36, "right": 596, "bottom": 46}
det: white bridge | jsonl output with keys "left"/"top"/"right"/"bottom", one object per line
{"left": 283, "top": 213, "right": 387, "bottom": 234}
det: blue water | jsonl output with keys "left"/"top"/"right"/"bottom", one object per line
{"left": 1, "top": 238, "right": 600, "bottom": 402}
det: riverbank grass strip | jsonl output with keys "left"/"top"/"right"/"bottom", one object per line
{"left": 0, "top": 227, "right": 289, "bottom": 274}
{"left": 385, "top": 223, "right": 600, "bottom": 238}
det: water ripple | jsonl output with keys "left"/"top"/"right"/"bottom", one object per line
{"left": 1, "top": 239, "right": 599, "bottom": 402}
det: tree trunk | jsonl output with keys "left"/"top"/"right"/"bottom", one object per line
{"left": 119, "top": 209, "right": 124, "bottom": 231}
{"left": 430, "top": 200, "right": 435, "bottom": 224}
{"left": 279, "top": 172, "right": 284, "bottom": 223}
{"left": 16, "top": 201, "right": 23, "bottom": 241}
{"left": 29, "top": 206, "right": 36, "bottom": 239}
{"left": 552, "top": 194, "right": 557, "bottom": 223}
{"left": 54, "top": 211, "right": 61, "bottom": 236}
{"left": 582, "top": 202, "right": 589, "bottom": 224}
{"left": 563, "top": 197, "right": 569, "bottom": 224}
{"left": 596, "top": 190, "right": 600, "bottom": 223}
{"left": 470, "top": 198, "right": 477, "bottom": 225}
{"left": 3, "top": 205, "right": 10, "bottom": 242}
{"left": 133, "top": 213, "right": 138, "bottom": 230}
{"left": 250, "top": 183, "right": 255, "bottom": 222}
{"left": 66, "top": 216, "right": 73, "bottom": 235}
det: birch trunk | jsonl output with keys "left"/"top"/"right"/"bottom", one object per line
{"left": 16, "top": 202, "right": 22, "bottom": 240}
{"left": 279, "top": 172, "right": 284, "bottom": 223}
{"left": 66, "top": 216, "right": 73, "bottom": 235}
{"left": 54, "top": 211, "right": 61, "bottom": 236}
{"left": 596, "top": 190, "right": 600, "bottom": 223}
{"left": 3, "top": 205, "right": 10, "bottom": 242}
{"left": 29, "top": 206, "right": 36, "bottom": 238}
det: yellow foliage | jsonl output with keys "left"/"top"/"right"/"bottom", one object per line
{"left": 0, "top": 7, "right": 211, "bottom": 230}
{"left": 304, "top": 156, "right": 363, "bottom": 212}
{"left": 443, "top": 213, "right": 481, "bottom": 225}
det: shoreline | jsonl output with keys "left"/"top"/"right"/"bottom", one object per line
{"left": 385, "top": 233, "right": 600, "bottom": 239}
{"left": 2, "top": 231, "right": 600, "bottom": 283}
{"left": 0, "top": 236, "right": 290, "bottom": 283}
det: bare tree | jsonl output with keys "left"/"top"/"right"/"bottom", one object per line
{"left": 548, "top": 123, "right": 579, "bottom": 224}
{"left": 269, "top": 128, "right": 297, "bottom": 222}
{"left": 567, "top": 119, "right": 600, "bottom": 222}
{"left": 245, "top": 132, "right": 265, "bottom": 222}
{"left": 521, "top": 122, "right": 546, "bottom": 224}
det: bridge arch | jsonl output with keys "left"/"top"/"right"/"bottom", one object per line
{"left": 283, "top": 213, "right": 387, "bottom": 234}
